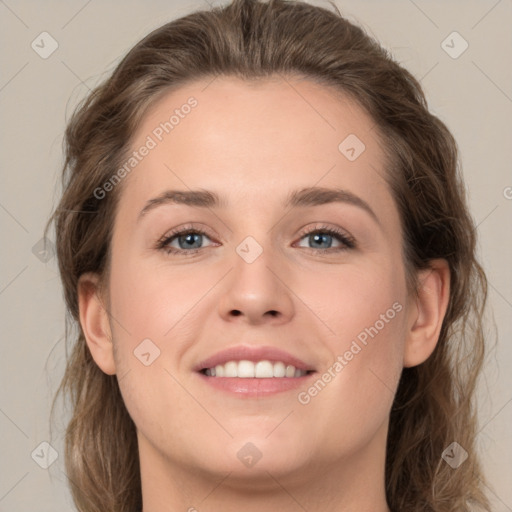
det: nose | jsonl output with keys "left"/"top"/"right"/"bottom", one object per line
{"left": 217, "top": 242, "right": 295, "bottom": 325}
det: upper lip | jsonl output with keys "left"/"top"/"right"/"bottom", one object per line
{"left": 194, "top": 345, "right": 316, "bottom": 372}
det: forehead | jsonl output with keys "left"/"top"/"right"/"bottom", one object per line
{"left": 118, "top": 75, "right": 394, "bottom": 221}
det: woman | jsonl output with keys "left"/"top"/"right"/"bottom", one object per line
{"left": 48, "top": 0, "right": 490, "bottom": 510}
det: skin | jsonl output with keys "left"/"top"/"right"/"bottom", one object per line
{"left": 79, "top": 75, "right": 450, "bottom": 512}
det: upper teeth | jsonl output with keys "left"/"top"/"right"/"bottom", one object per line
{"left": 204, "top": 360, "right": 308, "bottom": 378}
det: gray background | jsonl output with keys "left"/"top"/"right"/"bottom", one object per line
{"left": 0, "top": 0, "right": 511, "bottom": 510}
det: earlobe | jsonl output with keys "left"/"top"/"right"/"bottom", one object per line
{"left": 78, "top": 272, "right": 117, "bottom": 375}
{"left": 403, "top": 259, "right": 451, "bottom": 368}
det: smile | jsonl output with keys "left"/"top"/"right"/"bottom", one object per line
{"left": 200, "top": 360, "right": 312, "bottom": 378}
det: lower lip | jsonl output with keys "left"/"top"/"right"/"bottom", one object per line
{"left": 196, "top": 372, "right": 316, "bottom": 398}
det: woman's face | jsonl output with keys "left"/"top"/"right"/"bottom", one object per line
{"left": 88, "top": 76, "right": 418, "bottom": 486}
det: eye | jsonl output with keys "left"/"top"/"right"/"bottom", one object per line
{"left": 295, "top": 224, "right": 355, "bottom": 252}
{"left": 156, "top": 225, "right": 217, "bottom": 256}
{"left": 156, "top": 223, "right": 356, "bottom": 257}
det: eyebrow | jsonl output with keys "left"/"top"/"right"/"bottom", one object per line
{"left": 138, "top": 186, "right": 380, "bottom": 225}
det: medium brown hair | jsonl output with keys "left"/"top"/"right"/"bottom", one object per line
{"left": 48, "top": 0, "right": 491, "bottom": 510}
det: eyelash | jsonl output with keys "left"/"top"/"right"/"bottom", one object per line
{"left": 155, "top": 223, "right": 356, "bottom": 257}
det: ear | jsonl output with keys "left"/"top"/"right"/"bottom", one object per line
{"left": 78, "top": 272, "right": 117, "bottom": 375}
{"left": 403, "top": 259, "right": 450, "bottom": 368}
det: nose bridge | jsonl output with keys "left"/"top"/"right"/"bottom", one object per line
{"left": 217, "top": 230, "right": 295, "bottom": 323}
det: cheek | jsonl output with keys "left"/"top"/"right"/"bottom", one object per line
{"left": 299, "top": 256, "right": 406, "bottom": 347}
{"left": 113, "top": 357, "right": 209, "bottom": 468}
{"left": 106, "top": 256, "right": 221, "bottom": 441}
{"left": 107, "top": 251, "right": 205, "bottom": 345}
{"left": 295, "top": 260, "right": 406, "bottom": 434}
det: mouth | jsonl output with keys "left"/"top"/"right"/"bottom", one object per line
{"left": 199, "top": 360, "right": 315, "bottom": 378}
{"left": 194, "top": 345, "right": 317, "bottom": 397}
